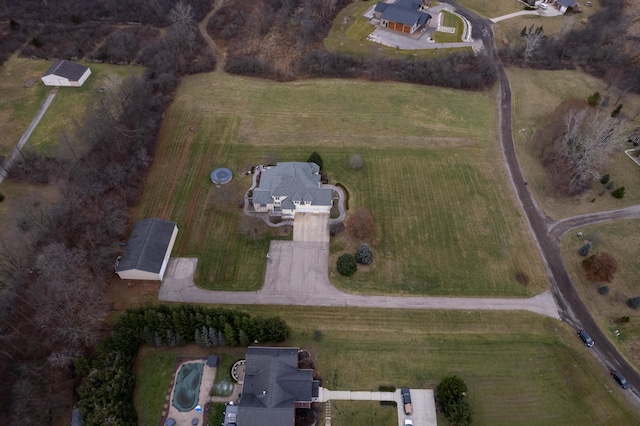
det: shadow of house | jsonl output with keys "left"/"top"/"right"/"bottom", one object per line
{"left": 374, "top": 0, "right": 431, "bottom": 34}
{"left": 237, "top": 347, "right": 319, "bottom": 426}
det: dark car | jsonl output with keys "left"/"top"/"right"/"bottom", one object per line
{"left": 577, "top": 329, "right": 594, "bottom": 347}
{"left": 611, "top": 370, "right": 629, "bottom": 389}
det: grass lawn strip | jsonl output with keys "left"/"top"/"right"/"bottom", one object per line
{"left": 135, "top": 307, "right": 639, "bottom": 425}
{"left": 455, "top": 0, "right": 523, "bottom": 18}
{"left": 560, "top": 220, "right": 640, "bottom": 372}
{"left": 432, "top": 10, "right": 463, "bottom": 43}
{"left": 508, "top": 67, "right": 640, "bottom": 219}
{"left": 139, "top": 73, "right": 547, "bottom": 296}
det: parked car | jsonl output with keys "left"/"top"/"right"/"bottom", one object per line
{"left": 404, "top": 420, "right": 413, "bottom": 426}
{"left": 538, "top": 3, "right": 548, "bottom": 10}
{"left": 577, "top": 329, "right": 594, "bottom": 347}
{"left": 611, "top": 370, "right": 629, "bottom": 389}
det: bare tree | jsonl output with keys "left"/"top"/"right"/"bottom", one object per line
{"left": 522, "top": 24, "right": 544, "bottom": 63}
{"left": 168, "top": 1, "right": 197, "bottom": 53}
{"left": 555, "top": 108, "right": 628, "bottom": 192}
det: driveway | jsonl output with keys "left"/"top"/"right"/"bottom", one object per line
{"left": 293, "top": 212, "right": 329, "bottom": 242}
{"left": 158, "top": 250, "right": 560, "bottom": 318}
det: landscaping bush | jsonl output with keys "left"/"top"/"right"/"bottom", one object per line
{"left": 612, "top": 186, "right": 625, "bottom": 199}
{"left": 617, "top": 316, "right": 630, "bottom": 323}
{"left": 578, "top": 241, "right": 592, "bottom": 257}
{"left": 600, "top": 174, "right": 610, "bottom": 184}
{"left": 598, "top": 286, "right": 609, "bottom": 295}
{"left": 627, "top": 297, "right": 640, "bottom": 310}
{"left": 355, "top": 243, "right": 373, "bottom": 265}
{"left": 587, "top": 91, "right": 601, "bottom": 106}
{"left": 346, "top": 207, "right": 376, "bottom": 239}
{"left": 379, "top": 385, "right": 396, "bottom": 392}
{"left": 0, "top": 193, "right": 4, "bottom": 202}
{"left": 436, "top": 376, "right": 473, "bottom": 426}
{"left": 606, "top": 181, "right": 614, "bottom": 190}
{"left": 337, "top": 253, "right": 357, "bottom": 276}
{"left": 582, "top": 252, "right": 618, "bottom": 282}
{"left": 313, "top": 329, "right": 323, "bottom": 341}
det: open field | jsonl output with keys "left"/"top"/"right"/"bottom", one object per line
{"left": 508, "top": 67, "right": 640, "bottom": 219}
{"left": 0, "top": 56, "right": 50, "bottom": 157}
{"left": 139, "top": 72, "right": 548, "bottom": 296}
{"left": 560, "top": 220, "right": 640, "bottom": 371}
{"left": 455, "top": 0, "right": 523, "bottom": 19}
{"left": 325, "top": 1, "right": 465, "bottom": 58}
{"left": 134, "top": 306, "right": 640, "bottom": 425}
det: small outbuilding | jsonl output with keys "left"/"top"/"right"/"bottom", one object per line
{"left": 115, "top": 218, "right": 178, "bottom": 281}
{"left": 41, "top": 60, "right": 91, "bottom": 87}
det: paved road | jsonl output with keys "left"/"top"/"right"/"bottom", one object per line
{"left": 548, "top": 205, "right": 640, "bottom": 242}
{"left": 443, "top": 0, "right": 640, "bottom": 403}
{"left": 0, "top": 89, "right": 57, "bottom": 184}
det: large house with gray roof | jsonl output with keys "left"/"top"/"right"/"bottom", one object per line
{"left": 237, "top": 347, "right": 319, "bottom": 426}
{"left": 252, "top": 162, "right": 333, "bottom": 218}
{"left": 115, "top": 218, "right": 178, "bottom": 281}
{"left": 374, "top": 0, "right": 431, "bottom": 34}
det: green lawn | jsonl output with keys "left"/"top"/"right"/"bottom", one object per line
{"left": 0, "top": 56, "right": 50, "bottom": 156}
{"left": 134, "top": 306, "right": 640, "bottom": 425}
{"left": 560, "top": 220, "right": 640, "bottom": 371}
{"left": 508, "top": 67, "right": 640, "bottom": 219}
{"left": 455, "top": 0, "right": 523, "bottom": 18}
{"left": 138, "top": 73, "right": 548, "bottom": 296}
{"left": 432, "top": 11, "right": 463, "bottom": 43}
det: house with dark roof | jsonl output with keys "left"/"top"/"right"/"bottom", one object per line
{"left": 115, "top": 218, "right": 178, "bottom": 281}
{"left": 374, "top": 0, "right": 431, "bottom": 34}
{"left": 556, "top": 0, "right": 578, "bottom": 13}
{"left": 237, "top": 347, "right": 319, "bottom": 426}
{"left": 41, "top": 60, "right": 91, "bottom": 87}
{"left": 252, "top": 162, "right": 333, "bottom": 218}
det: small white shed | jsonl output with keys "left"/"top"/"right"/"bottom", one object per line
{"left": 115, "top": 218, "right": 178, "bottom": 281}
{"left": 41, "top": 60, "right": 91, "bottom": 87}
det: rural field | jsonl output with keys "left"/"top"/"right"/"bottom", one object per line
{"left": 136, "top": 72, "right": 548, "bottom": 296}
{"left": 455, "top": 0, "right": 522, "bottom": 19}
{"left": 134, "top": 306, "right": 639, "bottom": 425}
{"left": 508, "top": 67, "right": 640, "bottom": 219}
{"left": 560, "top": 220, "right": 640, "bottom": 371}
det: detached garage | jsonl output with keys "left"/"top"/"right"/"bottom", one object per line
{"left": 41, "top": 60, "right": 91, "bottom": 87}
{"left": 115, "top": 218, "right": 178, "bottom": 281}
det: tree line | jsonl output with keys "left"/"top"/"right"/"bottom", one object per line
{"left": 76, "top": 305, "right": 289, "bottom": 425}
{"left": 209, "top": 0, "right": 497, "bottom": 90}
{"left": 0, "top": 3, "right": 215, "bottom": 424}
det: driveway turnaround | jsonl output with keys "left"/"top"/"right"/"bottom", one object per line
{"left": 158, "top": 243, "right": 560, "bottom": 319}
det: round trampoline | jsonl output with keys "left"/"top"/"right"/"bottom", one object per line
{"left": 210, "top": 167, "right": 233, "bottom": 185}
{"left": 172, "top": 362, "right": 204, "bottom": 412}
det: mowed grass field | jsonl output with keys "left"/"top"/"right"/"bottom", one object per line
{"left": 138, "top": 72, "right": 548, "bottom": 296}
{"left": 134, "top": 306, "right": 639, "bottom": 425}
{"left": 508, "top": 67, "right": 640, "bottom": 219}
{"left": 455, "top": 0, "right": 522, "bottom": 19}
{"left": 560, "top": 220, "right": 640, "bottom": 371}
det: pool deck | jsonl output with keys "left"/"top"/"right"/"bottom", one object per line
{"left": 163, "top": 359, "right": 216, "bottom": 426}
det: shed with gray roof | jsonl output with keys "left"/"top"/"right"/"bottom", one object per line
{"left": 115, "top": 218, "right": 178, "bottom": 281}
{"left": 41, "top": 60, "right": 91, "bottom": 87}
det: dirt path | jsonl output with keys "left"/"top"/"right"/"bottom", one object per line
{"left": 199, "top": 0, "right": 225, "bottom": 72}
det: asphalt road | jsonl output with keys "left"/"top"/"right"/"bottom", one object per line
{"left": 443, "top": 0, "right": 640, "bottom": 403}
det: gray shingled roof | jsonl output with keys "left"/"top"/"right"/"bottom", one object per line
{"left": 116, "top": 218, "right": 176, "bottom": 274}
{"left": 557, "top": 0, "right": 577, "bottom": 7}
{"left": 379, "top": 0, "right": 430, "bottom": 27}
{"left": 42, "top": 60, "right": 89, "bottom": 81}
{"left": 253, "top": 162, "right": 332, "bottom": 208}
{"left": 237, "top": 347, "right": 314, "bottom": 426}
